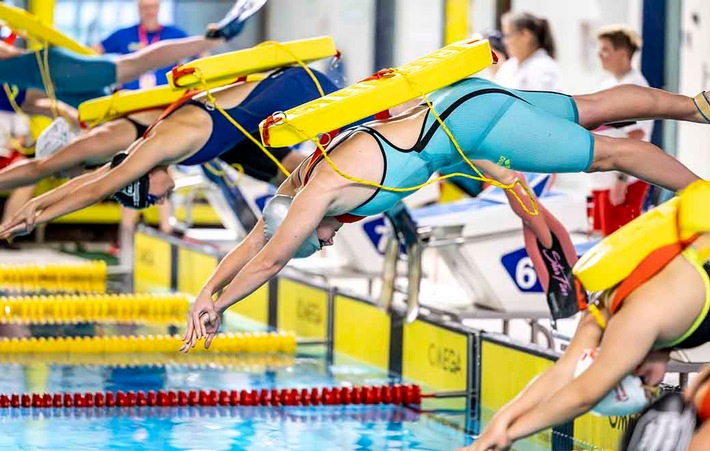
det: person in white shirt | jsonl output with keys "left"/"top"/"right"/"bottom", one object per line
{"left": 590, "top": 25, "right": 653, "bottom": 236}
{"left": 496, "top": 11, "right": 562, "bottom": 92}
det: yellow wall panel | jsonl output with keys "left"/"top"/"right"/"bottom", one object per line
{"left": 133, "top": 232, "right": 171, "bottom": 292}
{"left": 232, "top": 284, "right": 269, "bottom": 325}
{"left": 277, "top": 279, "right": 328, "bottom": 339}
{"left": 177, "top": 248, "right": 218, "bottom": 296}
{"left": 334, "top": 295, "right": 389, "bottom": 370}
{"left": 403, "top": 320, "right": 468, "bottom": 391}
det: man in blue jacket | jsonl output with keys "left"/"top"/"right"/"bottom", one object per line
{"left": 94, "top": 0, "right": 188, "bottom": 90}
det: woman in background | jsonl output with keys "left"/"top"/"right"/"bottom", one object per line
{"left": 496, "top": 11, "right": 562, "bottom": 92}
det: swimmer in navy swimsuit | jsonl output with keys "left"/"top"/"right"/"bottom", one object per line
{"left": 166, "top": 76, "right": 709, "bottom": 352}
{"left": 0, "top": 84, "right": 303, "bottom": 192}
{"left": 0, "top": 65, "right": 367, "bottom": 230}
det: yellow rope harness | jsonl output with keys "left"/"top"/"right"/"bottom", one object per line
{"left": 189, "top": 42, "right": 538, "bottom": 215}
{"left": 2, "top": 39, "right": 73, "bottom": 154}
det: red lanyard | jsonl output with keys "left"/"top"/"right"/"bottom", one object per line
{"left": 138, "top": 24, "right": 163, "bottom": 48}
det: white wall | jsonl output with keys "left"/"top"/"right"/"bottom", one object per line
{"left": 392, "top": 0, "right": 497, "bottom": 66}
{"left": 264, "top": 0, "right": 376, "bottom": 83}
{"left": 471, "top": 0, "right": 497, "bottom": 34}
{"left": 677, "top": 0, "right": 710, "bottom": 178}
{"left": 393, "top": 0, "right": 444, "bottom": 65}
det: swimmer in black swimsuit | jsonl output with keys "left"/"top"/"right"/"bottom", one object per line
{"left": 0, "top": 66, "right": 350, "bottom": 237}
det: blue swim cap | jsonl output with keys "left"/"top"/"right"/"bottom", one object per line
{"left": 262, "top": 195, "right": 321, "bottom": 258}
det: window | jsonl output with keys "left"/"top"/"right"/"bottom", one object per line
{"left": 54, "top": 0, "right": 175, "bottom": 46}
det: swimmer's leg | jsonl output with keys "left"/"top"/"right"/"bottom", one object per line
{"left": 589, "top": 133, "right": 700, "bottom": 192}
{"left": 477, "top": 162, "right": 582, "bottom": 318}
{"left": 504, "top": 175, "right": 581, "bottom": 318}
{"left": 574, "top": 84, "right": 709, "bottom": 129}
{"left": 115, "top": 37, "right": 226, "bottom": 85}
{"left": 116, "top": 0, "right": 267, "bottom": 86}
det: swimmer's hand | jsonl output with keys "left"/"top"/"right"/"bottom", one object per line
{"left": 0, "top": 200, "right": 41, "bottom": 240}
{"left": 180, "top": 290, "right": 222, "bottom": 353}
{"left": 458, "top": 419, "right": 512, "bottom": 451}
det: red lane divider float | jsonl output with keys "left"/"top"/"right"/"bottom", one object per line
{"left": 0, "top": 384, "right": 423, "bottom": 409}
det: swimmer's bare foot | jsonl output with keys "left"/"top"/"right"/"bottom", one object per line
{"left": 205, "top": 0, "right": 268, "bottom": 41}
{"left": 692, "top": 91, "right": 710, "bottom": 123}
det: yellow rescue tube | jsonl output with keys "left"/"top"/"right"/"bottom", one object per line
{"left": 679, "top": 180, "right": 710, "bottom": 237}
{"left": 573, "top": 180, "right": 710, "bottom": 292}
{"left": 0, "top": 4, "right": 96, "bottom": 55}
{"left": 78, "top": 74, "right": 265, "bottom": 126}
{"left": 168, "top": 36, "right": 337, "bottom": 89}
{"left": 258, "top": 38, "right": 493, "bottom": 148}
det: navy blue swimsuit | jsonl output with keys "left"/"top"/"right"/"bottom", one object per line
{"left": 179, "top": 67, "right": 339, "bottom": 166}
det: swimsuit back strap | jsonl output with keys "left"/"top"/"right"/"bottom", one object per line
{"left": 609, "top": 242, "right": 687, "bottom": 314}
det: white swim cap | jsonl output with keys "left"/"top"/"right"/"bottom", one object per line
{"left": 262, "top": 195, "right": 321, "bottom": 259}
{"left": 36, "top": 117, "right": 72, "bottom": 159}
{"left": 574, "top": 348, "right": 650, "bottom": 416}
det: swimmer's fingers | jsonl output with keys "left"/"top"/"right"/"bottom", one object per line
{"left": 196, "top": 311, "right": 207, "bottom": 340}
{"left": 181, "top": 320, "right": 197, "bottom": 354}
{"left": 204, "top": 332, "right": 216, "bottom": 350}
{"left": 182, "top": 315, "right": 195, "bottom": 342}
{"left": 0, "top": 221, "right": 24, "bottom": 239}
{"left": 191, "top": 309, "right": 204, "bottom": 340}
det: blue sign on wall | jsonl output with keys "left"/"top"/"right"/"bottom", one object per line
{"left": 501, "top": 247, "right": 543, "bottom": 293}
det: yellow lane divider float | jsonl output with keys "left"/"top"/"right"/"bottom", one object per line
{"left": 0, "top": 261, "right": 107, "bottom": 293}
{"left": 0, "top": 331, "right": 297, "bottom": 354}
{"left": 0, "top": 293, "right": 189, "bottom": 325}
{"left": 0, "top": 352, "right": 295, "bottom": 369}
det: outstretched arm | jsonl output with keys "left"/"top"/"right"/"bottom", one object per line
{"left": 0, "top": 119, "right": 138, "bottom": 191}
{"left": 180, "top": 179, "right": 335, "bottom": 351}
{"left": 0, "top": 165, "right": 110, "bottom": 238}
{"left": 506, "top": 301, "right": 659, "bottom": 443}
{"left": 197, "top": 176, "right": 300, "bottom": 298}
{"left": 0, "top": 128, "right": 180, "bottom": 235}
{"left": 461, "top": 313, "right": 602, "bottom": 451}
{"left": 213, "top": 185, "right": 333, "bottom": 314}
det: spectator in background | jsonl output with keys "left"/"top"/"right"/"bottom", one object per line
{"left": 590, "top": 25, "right": 652, "bottom": 237}
{"left": 94, "top": 0, "right": 188, "bottom": 90}
{"left": 496, "top": 11, "right": 561, "bottom": 92}
{"left": 94, "top": 0, "right": 188, "bottom": 244}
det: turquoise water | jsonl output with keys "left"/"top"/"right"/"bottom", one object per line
{"left": 0, "top": 354, "right": 474, "bottom": 450}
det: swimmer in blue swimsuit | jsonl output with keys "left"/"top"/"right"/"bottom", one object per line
{"left": 168, "top": 76, "right": 707, "bottom": 351}
{"left": 0, "top": 0, "right": 265, "bottom": 107}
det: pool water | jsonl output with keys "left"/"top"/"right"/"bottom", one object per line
{"left": 0, "top": 351, "right": 475, "bottom": 450}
